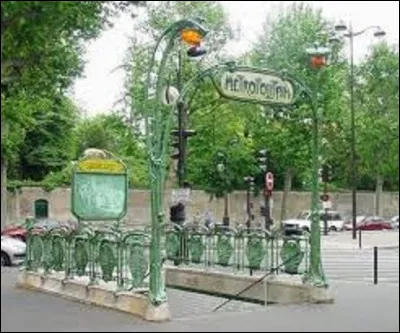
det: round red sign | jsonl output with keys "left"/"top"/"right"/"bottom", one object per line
{"left": 265, "top": 172, "right": 274, "bottom": 191}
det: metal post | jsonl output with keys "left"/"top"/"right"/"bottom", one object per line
{"left": 358, "top": 227, "right": 362, "bottom": 249}
{"left": 323, "top": 208, "right": 328, "bottom": 236}
{"left": 323, "top": 182, "right": 328, "bottom": 236}
{"left": 265, "top": 192, "right": 270, "bottom": 230}
{"left": 373, "top": 246, "right": 378, "bottom": 284}
{"left": 176, "top": 47, "right": 187, "bottom": 188}
{"left": 143, "top": 19, "right": 208, "bottom": 306}
{"left": 308, "top": 98, "right": 326, "bottom": 287}
{"left": 349, "top": 25, "right": 358, "bottom": 240}
{"left": 246, "top": 181, "right": 251, "bottom": 230}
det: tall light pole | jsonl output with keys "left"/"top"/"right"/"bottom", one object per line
{"left": 143, "top": 18, "right": 207, "bottom": 308}
{"left": 332, "top": 22, "right": 385, "bottom": 239}
{"left": 305, "top": 43, "right": 331, "bottom": 286}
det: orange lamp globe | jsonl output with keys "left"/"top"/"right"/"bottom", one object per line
{"left": 181, "top": 29, "right": 202, "bottom": 45}
{"left": 311, "top": 55, "right": 327, "bottom": 69}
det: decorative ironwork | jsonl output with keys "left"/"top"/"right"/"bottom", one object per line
{"left": 23, "top": 218, "right": 310, "bottom": 293}
{"left": 51, "top": 236, "right": 65, "bottom": 271}
{"left": 98, "top": 240, "right": 116, "bottom": 282}
{"left": 129, "top": 243, "right": 148, "bottom": 288}
{"left": 189, "top": 234, "right": 204, "bottom": 264}
{"left": 74, "top": 239, "right": 88, "bottom": 276}
{"left": 280, "top": 239, "right": 304, "bottom": 275}
{"left": 246, "top": 236, "right": 265, "bottom": 270}
{"left": 30, "top": 235, "right": 44, "bottom": 270}
{"left": 166, "top": 232, "right": 180, "bottom": 260}
{"left": 216, "top": 234, "right": 233, "bottom": 266}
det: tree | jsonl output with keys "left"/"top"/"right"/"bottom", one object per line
{"left": 124, "top": 1, "right": 232, "bottom": 184}
{"left": 1, "top": 1, "right": 144, "bottom": 228}
{"left": 74, "top": 114, "right": 148, "bottom": 188}
{"left": 12, "top": 96, "right": 78, "bottom": 181}
{"left": 355, "top": 42, "right": 399, "bottom": 213}
{"left": 248, "top": 2, "right": 347, "bottom": 219}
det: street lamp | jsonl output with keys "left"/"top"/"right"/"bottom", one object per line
{"left": 332, "top": 21, "right": 385, "bottom": 240}
{"left": 143, "top": 18, "right": 208, "bottom": 309}
{"left": 305, "top": 43, "right": 331, "bottom": 287}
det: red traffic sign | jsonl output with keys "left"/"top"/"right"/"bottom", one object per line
{"left": 265, "top": 172, "right": 274, "bottom": 191}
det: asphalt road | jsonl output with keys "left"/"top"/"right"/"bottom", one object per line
{"left": 172, "top": 246, "right": 399, "bottom": 284}
{"left": 1, "top": 268, "right": 399, "bottom": 332}
{"left": 322, "top": 247, "right": 399, "bottom": 283}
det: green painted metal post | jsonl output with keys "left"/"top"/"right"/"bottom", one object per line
{"left": 143, "top": 19, "right": 208, "bottom": 305}
{"left": 308, "top": 99, "right": 326, "bottom": 286}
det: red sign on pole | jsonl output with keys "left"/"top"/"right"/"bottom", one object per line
{"left": 265, "top": 172, "right": 274, "bottom": 191}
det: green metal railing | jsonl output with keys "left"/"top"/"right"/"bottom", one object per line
{"left": 25, "top": 220, "right": 151, "bottom": 291}
{"left": 24, "top": 219, "right": 310, "bottom": 291}
{"left": 164, "top": 223, "right": 310, "bottom": 276}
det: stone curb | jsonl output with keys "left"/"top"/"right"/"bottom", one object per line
{"left": 16, "top": 271, "right": 171, "bottom": 322}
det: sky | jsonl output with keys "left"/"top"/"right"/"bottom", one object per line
{"left": 71, "top": 1, "right": 400, "bottom": 116}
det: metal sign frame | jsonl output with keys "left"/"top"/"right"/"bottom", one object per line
{"left": 71, "top": 155, "right": 128, "bottom": 222}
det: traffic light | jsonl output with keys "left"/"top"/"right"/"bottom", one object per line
{"left": 257, "top": 149, "right": 268, "bottom": 172}
{"left": 320, "top": 164, "right": 332, "bottom": 183}
{"left": 170, "top": 203, "right": 185, "bottom": 224}
{"left": 170, "top": 129, "right": 197, "bottom": 159}
{"left": 320, "top": 194, "right": 330, "bottom": 202}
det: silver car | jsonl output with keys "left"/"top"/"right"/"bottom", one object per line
{"left": 1, "top": 235, "right": 26, "bottom": 266}
{"left": 391, "top": 216, "right": 399, "bottom": 229}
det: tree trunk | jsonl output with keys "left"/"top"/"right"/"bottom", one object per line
{"left": 374, "top": 175, "right": 384, "bottom": 216}
{"left": 1, "top": 157, "right": 7, "bottom": 231}
{"left": 280, "top": 168, "right": 293, "bottom": 223}
{"left": 223, "top": 192, "right": 229, "bottom": 219}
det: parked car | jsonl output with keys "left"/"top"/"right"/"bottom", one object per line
{"left": 341, "top": 215, "right": 368, "bottom": 231}
{"left": 391, "top": 215, "right": 399, "bottom": 229}
{"left": 1, "top": 219, "right": 77, "bottom": 242}
{"left": 357, "top": 216, "right": 392, "bottom": 231}
{"left": 1, "top": 235, "right": 26, "bottom": 266}
{"left": 282, "top": 210, "right": 345, "bottom": 233}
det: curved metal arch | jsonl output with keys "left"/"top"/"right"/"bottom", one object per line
{"left": 173, "top": 62, "right": 325, "bottom": 287}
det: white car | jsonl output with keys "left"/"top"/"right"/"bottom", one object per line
{"left": 391, "top": 216, "right": 399, "bottom": 229}
{"left": 282, "top": 210, "right": 345, "bottom": 233}
{"left": 1, "top": 235, "right": 26, "bottom": 266}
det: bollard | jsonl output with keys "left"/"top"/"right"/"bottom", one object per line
{"left": 373, "top": 246, "right": 378, "bottom": 285}
{"left": 358, "top": 228, "right": 362, "bottom": 249}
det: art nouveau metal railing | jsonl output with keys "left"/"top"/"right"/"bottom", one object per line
{"left": 24, "top": 219, "right": 310, "bottom": 291}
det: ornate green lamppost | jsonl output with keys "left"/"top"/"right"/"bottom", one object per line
{"left": 305, "top": 44, "right": 331, "bottom": 286}
{"left": 143, "top": 19, "right": 208, "bottom": 306}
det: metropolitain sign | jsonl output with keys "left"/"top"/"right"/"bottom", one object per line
{"left": 219, "top": 70, "right": 295, "bottom": 105}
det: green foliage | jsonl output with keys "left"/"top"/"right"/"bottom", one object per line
{"left": 187, "top": 102, "right": 257, "bottom": 196}
{"left": 124, "top": 1, "right": 233, "bottom": 193}
{"left": 3, "top": 0, "right": 398, "bottom": 196}
{"left": 74, "top": 114, "right": 148, "bottom": 188}
{"left": 2, "top": 1, "right": 144, "bottom": 193}
{"left": 248, "top": 2, "right": 348, "bottom": 189}
{"left": 355, "top": 42, "right": 399, "bottom": 190}
{"left": 14, "top": 96, "right": 78, "bottom": 181}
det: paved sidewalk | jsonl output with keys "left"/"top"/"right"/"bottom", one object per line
{"left": 2, "top": 268, "right": 399, "bottom": 332}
